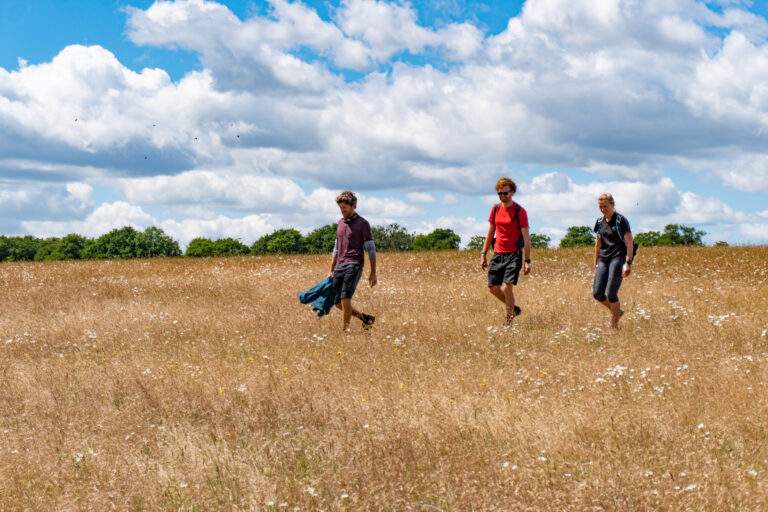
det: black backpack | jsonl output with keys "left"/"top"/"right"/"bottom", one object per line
{"left": 491, "top": 203, "right": 525, "bottom": 252}
{"left": 595, "top": 213, "right": 639, "bottom": 258}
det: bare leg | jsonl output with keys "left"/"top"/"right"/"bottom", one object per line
{"left": 336, "top": 300, "right": 362, "bottom": 330}
{"left": 489, "top": 284, "right": 518, "bottom": 318}
{"left": 599, "top": 299, "right": 623, "bottom": 328}
{"left": 489, "top": 285, "right": 506, "bottom": 303}
{"left": 502, "top": 283, "right": 516, "bottom": 317}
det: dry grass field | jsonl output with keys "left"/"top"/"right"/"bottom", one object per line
{"left": 1, "top": 247, "right": 767, "bottom": 511}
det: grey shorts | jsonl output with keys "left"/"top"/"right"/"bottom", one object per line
{"left": 333, "top": 262, "right": 363, "bottom": 304}
{"left": 488, "top": 251, "right": 522, "bottom": 287}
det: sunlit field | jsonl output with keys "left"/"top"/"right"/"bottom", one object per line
{"left": 1, "top": 247, "right": 767, "bottom": 510}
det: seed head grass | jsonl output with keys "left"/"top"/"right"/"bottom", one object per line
{"left": 0, "top": 247, "right": 766, "bottom": 510}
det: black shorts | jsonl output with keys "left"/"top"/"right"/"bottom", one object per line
{"left": 333, "top": 262, "right": 363, "bottom": 304}
{"left": 488, "top": 251, "right": 522, "bottom": 287}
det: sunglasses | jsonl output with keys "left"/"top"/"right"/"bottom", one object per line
{"left": 497, "top": 190, "right": 511, "bottom": 196}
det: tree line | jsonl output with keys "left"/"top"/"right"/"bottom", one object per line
{"left": 558, "top": 224, "right": 709, "bottom": 248}
{"left": 0, "top": 224, "right": 465, "bottom": 262}
{"left": 0, "top": 222, "right": 713, "bottom": 263}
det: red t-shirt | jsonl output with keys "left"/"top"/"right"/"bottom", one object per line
{"left": 489, "top": 202, "right": 528, "bottom": 254}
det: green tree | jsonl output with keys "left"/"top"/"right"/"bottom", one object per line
{"left": 560, "top": 226, "right": 595, "bottom": 248}
{"left": 0, "top": 235, "right": 40, "bottom": 261}
{"left": 466, "top": 235, "right": 486, "bottom": 250}
{"left": 658, "top": 224, "right": 705, "bottom": 246}
{"left": 305, "top": 224, "right": 337, "bottom": 254}
{"left": 54, "top": 234, "right": 88, "bottom": 260}
{"left": 530, "top": 233, "right": 551, "bottom": 248}
{"left": 84, "top": 227, "right": 140, "bottom": 259}
{"left": 714, "top": 241, "right": 729, "bottom": 247}
{"left": 634, "top": 231, "right": 661, "bottom": 247}
{"left": 186, "top": 237, "right": 216, "bottom": 257}
{"left": 212, "top": 238, "right": 249, "bottom": 256}
{"left": 372, "top": 223, "right": 414, "bottom": 251}
{"left": 33, "top": 237, "right": 61, "bottom": 261}
{"left": 135, "top": 227, "right": 181, "bottom": 257}
{"left": 412, "top": 228, "right": 461, "bottom": 251}
{"left": 83, "top": 226, "right": 180, "bottom": 259}
{"left": 251, "top": 229, "right": 307, "bottom": 255}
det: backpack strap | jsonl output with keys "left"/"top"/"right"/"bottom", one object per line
{"left": 615, "top": 213, "right": 623, "bottom": 241}
{"left": 594, "top": 216, "right": 604, "bottom": 236}
{"left": 492, "top": 203, "right": 500, "bottom": 223}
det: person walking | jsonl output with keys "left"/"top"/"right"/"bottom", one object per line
{"left": 480, "top": 177, "right": 531, "bottom": 326}
{"left": 329, "top": 191, "right": 377, "bottom": 331}
{"left": 592, "top": 193, "right": 634, "bottom": 329}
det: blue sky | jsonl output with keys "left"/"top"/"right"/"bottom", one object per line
{"left": 2, "top": 0, "right": 768, "bottom": 246}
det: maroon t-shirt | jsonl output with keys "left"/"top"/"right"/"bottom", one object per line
{"left": 336, "top": 214, "right": 373, "bottom": 266}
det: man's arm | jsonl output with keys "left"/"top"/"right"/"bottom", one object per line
{"left": 328, "top": 238, "right": 338, "bottom": 277}
{"left": 480, "top": 223, "right": 495, "bottom": 270}
{"left": 522, "top": 226, "right": 531, "bottom": 275}
{"left": 364, "top": 239, "right": 377, "bottom": 287}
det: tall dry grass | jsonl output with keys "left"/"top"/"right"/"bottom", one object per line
{"left": 0, "top": 247, "right": 766, "bottom": 511}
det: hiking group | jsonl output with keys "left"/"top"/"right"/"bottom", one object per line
{"left": 300, "top": 178, "right": 635, "bottom": 331}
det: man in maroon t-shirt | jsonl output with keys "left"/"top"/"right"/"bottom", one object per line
{"left": 328, "top": 191, "right": 378, "bottom": 331}
{"left": 480, "top": 177, "right": 531, "bottom": 326}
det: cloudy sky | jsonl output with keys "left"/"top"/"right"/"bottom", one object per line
{"left": 2, "top": 0, "right": 768, "bottom": 247}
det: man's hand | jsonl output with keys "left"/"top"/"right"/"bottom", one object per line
{"left": 481, "top": 253, "right": 488, "bottom": 270}
{"left": 622, "top": 264, "right": 632, "bottom": 278}
{"left": 328, "top": 271, "right": 334, "bottom": 278}
{"left": 369, "top": 273, "right": 378, "bottom": 287}
{"left": 523, "top": 261, "right": 531, "bottom": 275}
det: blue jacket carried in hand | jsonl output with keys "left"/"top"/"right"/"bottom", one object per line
{"left": 298, "top": 277, "right": 335, "bottom": 318}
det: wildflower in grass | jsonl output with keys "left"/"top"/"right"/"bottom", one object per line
{"left": 748, "top": 469, "right": 758, "bottom": 478}
{"left": 305, "top": 486, "right": 318, "bottom": 497}
{"left": 341, "top": 492, "right": 349, "bottom": 499}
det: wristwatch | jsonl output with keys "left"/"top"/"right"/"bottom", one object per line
{"left": 525, "top": 259, "right": 531, "bottom": 263}
{"left": 625, "top": 259, "right": 632, "bottom": 265}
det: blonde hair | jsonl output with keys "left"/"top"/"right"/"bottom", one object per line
{"left": 495, "top": 177, "right": 517, "bottom": 193}
{"left": 335, "top": 190, "right": 357, "bottom": 206}
{"left": 598, "top": 193, "right": 615, "bottom": 204}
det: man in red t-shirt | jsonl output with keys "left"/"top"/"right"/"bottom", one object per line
{"left": 480, "top": 177, "right": 531, "bottom": 325}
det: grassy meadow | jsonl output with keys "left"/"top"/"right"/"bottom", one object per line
{"left": 1, "top": 247, "right": 767, "bottom": 510}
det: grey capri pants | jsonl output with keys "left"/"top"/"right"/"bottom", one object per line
{"left": 593, "top": 257, "right": 623, "bottom": 303}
